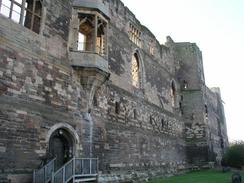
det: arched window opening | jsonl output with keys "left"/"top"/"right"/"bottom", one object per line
{"left": 132, "top": 53, "right": 140, "bottom": 88}
{"left": 171, "top": 81, "right": 176, "bottom": 107}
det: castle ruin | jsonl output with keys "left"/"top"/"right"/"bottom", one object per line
{"left": 0, "top": 0, "right": 228, "bottom": 182}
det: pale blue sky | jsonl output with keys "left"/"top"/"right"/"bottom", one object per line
{"left": 121, "top": 0, "right": 244, "bottom": 141}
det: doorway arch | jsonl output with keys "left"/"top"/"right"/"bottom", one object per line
{"left": 49, "top": 128, "right": 74, "bottom": 169}
{"left": 46, "top": 123, "right": 80, "bottom": 169}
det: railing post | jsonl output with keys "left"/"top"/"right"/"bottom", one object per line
{"left": 97, "top": 158, "right": 99, "bottom": 182}
{"left": 90, "top": 159, "right": 92, "bottom": 174}
{"left": 82, "top": 159, "right": 84, "bottom": 174}
{"left": 33, "top": 170, "right": 35, "bottom": 183}
{"left": 52, "top": 171, "right": 54, "bottom": 183}
{"left": 73, "top": 158, "right": 75, "bottom": 176}
{"left": 63, "top": 167, "right": 65, "bottom": 183}
{"left": 72, "top": 158, "right": 75, "bottom": 182}
{"left": 97, "top": 158, "right": 98, "bottom": 174}
{"left": 44, "top": 165, "right": 46, "bottom": 183}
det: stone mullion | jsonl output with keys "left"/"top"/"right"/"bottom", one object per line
{"left": 93, "top": 14, "right": 98, "bottom": 53}
{"left": 9, "top": 0, "right": 14, "bottom": 19}
{"left": 20, "top": 0, "right": 26, "bottom": 25}
{"left": 30, "top": 0, "right": 36, "bottom": 31}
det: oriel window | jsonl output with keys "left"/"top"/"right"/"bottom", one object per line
{"left": 78, "top": 12, "right": 107, "bottom": 57}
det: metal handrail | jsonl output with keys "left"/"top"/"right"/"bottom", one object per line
{"left": 52, "top": 157, "right": 98, "bottom": 183}
{"left": 33, "top": 157, "right": 56, "bottom": 183}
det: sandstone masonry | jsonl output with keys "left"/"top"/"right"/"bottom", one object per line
{"left": 0, "top": 0, "right": 228, "bottom": 182}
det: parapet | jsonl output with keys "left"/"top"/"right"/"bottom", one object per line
{"left": 73, "top": 0, "right": 110, "bottom": 19}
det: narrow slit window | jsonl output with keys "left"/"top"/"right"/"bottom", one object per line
{"left": 161, "top": 119, "right": 164, "bottom": 129}
{"left": 96, "top": 17, "right": 106, "bottom": 55}
{"left": 205, "top": 104, "right": 208, "bottom": 118}
{"left": 171, "top": 81, "right": 176, "bottom": 107}
{"left": 183, "top": 80, "right": 188, "bottom": 89}
{"left": 115, "top": 102, "right": 120, "bottom": 114}
{"left": 179, "top": 102, "right": 183, "bottom": 114}
{"left": 133, "top": 109, "right": 137, "bottom": 119}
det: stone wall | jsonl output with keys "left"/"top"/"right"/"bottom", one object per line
{"left": 205, "top": 87, "right": 228, "bottom": 164}
{"left": 0, "top": 0, "right": 228, "bottom": 182}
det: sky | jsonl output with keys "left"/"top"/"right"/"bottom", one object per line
{"left": 121, "top": 0, "right": 244, "bottom": 142}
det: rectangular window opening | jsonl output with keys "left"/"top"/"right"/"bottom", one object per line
{"left": 77, "top": 13, "right": 107, "bottom": 57}
{"left": 0, "top": 0, "right": 42, "bottom": 34}
{"left": 129, "top": 23, "right": 141, "bottom": 48}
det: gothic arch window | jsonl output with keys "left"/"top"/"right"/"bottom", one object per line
{"left": 170, "top": 80, "right": 176, "bottom": 107}
{"left": 131, "top": 52, "right": 140, "bottom": 88}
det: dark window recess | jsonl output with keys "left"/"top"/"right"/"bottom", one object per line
{"left": 220, "top": 138, "right": 224, "bottom": 148}
{"left": 115, "top": 102, "right": 120, "bottom": 114}
{"left": 179, "top": 102, "right": 183, "bottom": 114}
{"left": 205, "top": 104, "right": 208, "bottom": 118}
{"left": 183, "top": 80, "right": 188, "bottom": 89}
{"left": 171, "top": 81, "right": 176, "bottom": 107}
{"left": 25, "top": 0, "right": 42, "bottom": 33}
{"left": 0, "top": 0, "right": 42, "bottom": 34}
{"left": 180, "top": 95, "right": 183, "bottom": 101}
{"left": 93, "top": 95, "right": 97, "bottom": 107}
{"left": 161, "top": 119, "right": 164, "bottom": 129}
{"left": 133, "top": 109, "right": 137, "bottom": 119}
{"left": 149, "top": 115, "right": 153, "bottom": 124}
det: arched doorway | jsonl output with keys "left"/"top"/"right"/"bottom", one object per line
{"left": 49, "top": 128, "right": 74, "bottom": 170}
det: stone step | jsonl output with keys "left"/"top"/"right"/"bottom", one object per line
{"left": 74, "top": 177, "right": 97, "bottom": 182}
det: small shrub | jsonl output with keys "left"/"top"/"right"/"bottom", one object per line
{"left": 223, "top": 141, "right": 244, "bottom": 169}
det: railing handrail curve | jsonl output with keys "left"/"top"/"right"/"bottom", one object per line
{"left": 33, "top": 157, "right": 56, "bottom": 183}
{"left": 52, "top": 157, "right": 98, "bottom": 183}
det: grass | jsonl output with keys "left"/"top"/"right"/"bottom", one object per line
{"left": 147, "top": 169, "right": 244, "bottom": 183}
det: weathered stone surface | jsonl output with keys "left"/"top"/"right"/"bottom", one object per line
{"left": 0, "top": 0, "right": 228, "bottom": 182}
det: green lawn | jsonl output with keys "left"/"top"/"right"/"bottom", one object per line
{"left": 147, "top": 170, "right": 244, "bottom": 183}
